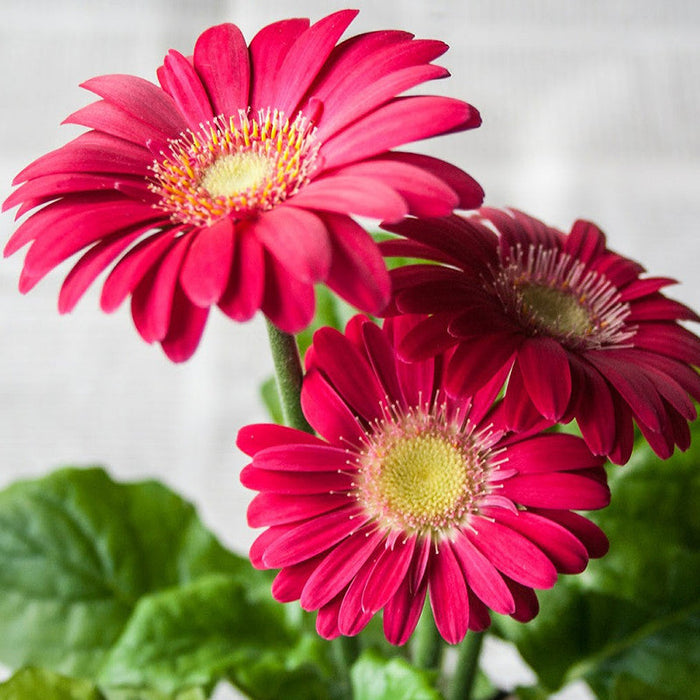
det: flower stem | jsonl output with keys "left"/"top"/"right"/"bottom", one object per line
{"left": 265, "top": 319, "right": 313, "bottom": 434}
{"left": 412, "top": 607, "right": 443, "bottom": 670}
{"left": 448, "top": 631, "right": 484, "bottom": 700}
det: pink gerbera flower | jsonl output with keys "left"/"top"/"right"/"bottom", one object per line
{"left": 3, "top": 10, "right": 483, "bottom": 361}
{"left": 238, "top": 315, "right": 610, "bottom": 644}
{"left": 382, "top": 208, "right": 700, "bottom": 464}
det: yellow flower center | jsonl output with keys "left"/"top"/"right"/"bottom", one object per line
{"left": 149, "top": 109, "right": 320, "bottom": 226}
{"left": 356, "top": 409, "right": 493, "bottom": 538}
{"left": 519, "top": 282, "right": 593, "bottom": 338}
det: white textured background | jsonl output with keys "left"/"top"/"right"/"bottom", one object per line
{"left": 1, "top": 1, "right": 698, "bottom": 698}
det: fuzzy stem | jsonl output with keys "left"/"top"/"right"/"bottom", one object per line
{"left": 265, "top": 320, "right": 313, "bottom": 433}
{"left": 449, "top": 631, "right": 484, "bottom": 700}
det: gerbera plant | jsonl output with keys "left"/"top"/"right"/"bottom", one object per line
{"left": 3, "top": 9, "right": 482, "bottom": 361}
{"left": 382, "top": 208, "right": 700, "bottom": 464}
{"left": 1, "top": 8, "right": 699, "bottom": 700}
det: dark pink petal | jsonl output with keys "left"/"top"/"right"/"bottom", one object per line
{"left": 564, "top": 219, "right": 606, "bottom": 264}
{"left": 301, "top": 368, "right": 367, "bottom": 446}
{"left": 271, "top": 555, "right": 324, "bottom": 602}
{"left": 383, "top": 567, "right": 429, "bottom": 645}
{"left": 316, "top": 63, "right": 450, "bottom": 141}
{"left": 338, "top": 556, "right": 381, "bottom": 637}
{"left": 334, "top": 157, "right": 459, "bottom": 218}
{"left": 397, "top": 279, "right": 475, "bottom": 315}
{"left": 488, "top": 509, "right": 589, "bottom": 574}
{"left": 362, "top": 320, "right": 405, "bottom": 407}
{"left": 466, "top": 516, "right": 557, "bottom": 589}
{"left": 19, "top": 201, "right": 162, "bottom": 292}
{"left": 591, "top": 253, "right": 644, "bottom": 288}
{"left": 65, "top": 100, "right": 171, "bottom": 151}
{"left": 248, "top": 492, "right": 351, "bottom": 528}
{"left": 253, "top": 206, "right": 330, "bottom": 283}
{"left": 323, "top": 213, "right": 391, "bottom": 314}
{"left": 179, "top": 218, "right": 234, "bottom": 307}
{"left": 361, "top": 537, "right": 416, "bottom": 613}
{"left": 383, "top": 152, "right": 484, "bottom": 210}
{"left": 3, "top": 173, "right": 132, "bottom": 214}
{"left": 517, "top": 338, "right": 572, "bottom": 421}
{"left": 608, "top": 394, "right": 635, "bottom": 465}
{"left": 383, "top": 214, "right": 498, "bottom": 273}
{"left": 429, "top": 543, "right": 470, "bottom": 644}
{"left": 305, "top": 30, "right": 412, "bottom": 104}
{"left": 445, "top": 333, "right": 517, "bottom": 398}
{"left": 501, "top": 472, "right": 611, "bottom": 510}
{"left": 566, "top": 355, "right": 617, "bottom": 456}
{"left": 397, "top": 313, "right": 460, "bottom": 362}
{"left": 80, "top": 74, "right": 186, "bottom": 137}
{"left": 100, "top": 230, "right": 178, "bottom": 312}
{"left": 322, "top": 96, "right": 479, "bottom": 170}
{"left": 451, "top": 534, "right": 515, "bottom": 615}
{"left": 503, "top": 363, "right": 546, "bottom": 433}
{"left": 194, "top": 23, "right": 250, "bottom": 116}
{"left": 12, "top": 132, "right": 152, "bottom": 185}
{"left": 249, "top": 18, "right": 310, "bottom": 110}
{"left": 505, "top": 577, "right": 539, "bottom": 623}
{"left": 585, "top": 351, "right": 667, "bottom": 432}
{"left": 240, "top": 464, "right": 352, "bottom": 496}
{"left": 316, "top": 595, "right": 343, "bottom": 640}
{"left": 505, "top": 433, "right": 604, "bottom": 474}
{"left": 262, "top": 506, "right": 366, "bottom": 568}
{"left": 180, "top": 218, "right": 233, "bottom": 307}
{"left": 218, "top": 227, "right": 265, "bottom": 322}
{"left": 289, "top": 176, "right": 408, "bottom": 223}
{"left": 633, "top": 323, "right": 700, "bottom": 366}
{"left": 131, "top": 234, "right": 192, "bottom": 342}
{"left": 625, "top": 349, "right": 700, "bottom": 403}
{"left": 629, "top": 294, "right": 700, "bottom": 322}
{"left": 467, "top": 591, "right": 492, "bottom": 631}
{"left": 253, "top": 443, "right": 352, "bottom": 472}
{"left": 273, "top": 10, "right": 358, "bottom": 116}
{"left": 619, "top": 277, "right": 677, "bottom": 302}
{"left": 312, "top": 326, "right": 387, "bottom": 422}
{"left": 533, "top": 509, "right": 609, "bottom": 560}
{"left": 58, "top": 227, "right": 146, "bottom": 313}
{"left": 447, "top": 299, "right": 518, "bottom": 338}
{"left": 160, "top": 49, "right": 214, "bottom": 129}
{"left": 260, "top": 252, "right": 316, "bottom": 332}
{"left": 236, "top": 422, "right": 325, "bottom": 456}
{"left": 249, "top": 525, "right": 287, "bottom": 568}
{"left": 159, "top": 285, "right": 209, "bottom": 362}
{"left": 300, "top": 525, "right": 383, "bottom": 609}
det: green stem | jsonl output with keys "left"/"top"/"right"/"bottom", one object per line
{"left": 265, "top": 319, "right": 313, "bottom": 433}
{"left": 448, "top": 631, "right": 484, "bottom": 700}
{"left": 412, "top": 606, "right": 443, "bottom": 670}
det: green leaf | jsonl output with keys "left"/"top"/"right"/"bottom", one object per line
{"left": 0, "top": 667, "right": 106, "bottom": 700}
{"left": 103, "top": 687, "right": 207, "bottom": 700}
{"left": 350, "top": 649, "right": 442, "bottom": 700}
{"left": 99, "top": 574, "right": 333, "bottom": 699}
{"left": 260, "top": 376, "right": 284, "bottom": 425}
{"left": 499, "top": 421, "right": 700, "bottom": 699}
{"left": 0, "top": 467, "right": 253, "bottom": 678}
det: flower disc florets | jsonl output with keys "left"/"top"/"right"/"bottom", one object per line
{"left": 150, "top": 110, "right": 320, "bottom": 226}
{"left": 492, "top": 243, "right": 636, "bottom": 350}
{"left": 355, "top": 406, "right": 502, "bottom": 538}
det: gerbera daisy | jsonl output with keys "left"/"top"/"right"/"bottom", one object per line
{"left": 382, "top": 208, "right": 700, "bottom": 464}
{"left": 238, "top": 315, "right": 610, "bottom": 644}
{"left": 3, "top": 10, "right": 483, "bottom": 361}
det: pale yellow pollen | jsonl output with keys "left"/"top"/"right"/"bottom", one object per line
{"left": 519, "top": 283, "right": 593, "bottom": 338}
{"left": 378, "top": 434, "right": 468, "bottom": 522}
{"left": 200, "top": 152, "right": 273, "bottom": 198}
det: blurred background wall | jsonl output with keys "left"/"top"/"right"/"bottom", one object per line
{"left": 1, "top": 2, "right": 698, "bottom": 696}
